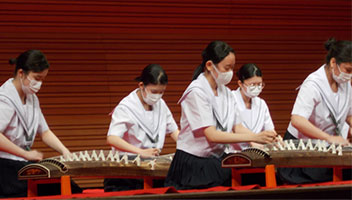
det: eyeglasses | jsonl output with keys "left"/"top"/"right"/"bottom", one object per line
{"left": 243, "top": 82, "right": 265, "bottom": 89}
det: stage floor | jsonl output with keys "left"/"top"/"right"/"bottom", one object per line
{"left": 6, "top": 180, "right": 352, "bottom": 200}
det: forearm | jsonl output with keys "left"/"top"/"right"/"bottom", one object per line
{"left": 234, "top": 123, "right": 254, "bottom": 135}
{"left": 41, "top": 130, "right": 70, "bottom": 155}
{"left": 170, "top": 130, "right": 179, "bottom": 142}
{"left": 204, "top": 126, "right": 257, "bottom": 143}
{"left": 249, "top": 142, "right": 264, "bottom": 148}
{"left": 107, "top": 135, "right": 143, "bottom": 154}
{"left": 0, "top": 132, "right": 27, "bottom": 159}
{"left": 347, "top": 116, "right": 352, "bottom": 127}
{"left": 291, "top": 115, "right": 330, "bottom": 140}
{"left": 347, "top": 116, "right": 352, "bottom": 138}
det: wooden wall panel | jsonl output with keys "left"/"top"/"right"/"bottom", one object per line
{"left": 0, "top": 0, "right": 351, "bottom": 188}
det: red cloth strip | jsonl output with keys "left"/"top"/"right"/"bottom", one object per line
{"left": 4, "top": 180, "right": 352, "bottom": 200}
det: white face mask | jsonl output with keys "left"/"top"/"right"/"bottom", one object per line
{"left": 21, "top": 75, "right": 42, "bottom": 94}
{"left": 142, "top": 87, "right": 163, "bottom": 106}
{"left": 210, "top": 63, "right": 233, "bottom": 86}
{"left": 243, "top": 84, "right": 262, "bottom": 98}
{"left": 332, "top": 64, "right": 352, "bottom": 84}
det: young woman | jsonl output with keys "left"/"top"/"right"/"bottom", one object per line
{"left": 164, "top": 41, "right": 277, "bottom": 190}
{"left": 104, "top": 64, "right": 179, "bottom": 191}
{"left": 229, "top": 63, "right": 277, "bottom": 186}
{"left": 232, "top": 63, "right": 276, "bottom": 150}
{"left": 278, "top": 38, "right": 352, "bottom": 184}
{"left": 0, "top": 50, "right": 75, "bottom": 197}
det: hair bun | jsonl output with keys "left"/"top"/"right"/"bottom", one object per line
{"left": 9, "top": 58, "right": 17, "bottom": 65}
{"left": 324, "top": 37, "right": 336, "bottom": 51}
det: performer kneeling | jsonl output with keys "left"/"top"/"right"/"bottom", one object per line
{"left": 278, "top": 38, "right": 352, "bottom": 184}
{"left": 164, "top": 41, "right": 277, "bottom": 190}
{"left": 232, "top": 63, "right": 276, "bottom": 150}
{"left": 0, "top": 50, "right": 81, "bottom": 197}
{"left": 231, "top": 63, "right": 277, "bottom": 186}
{"left": 104, "top": 64, "right": 179, "bottom": 191}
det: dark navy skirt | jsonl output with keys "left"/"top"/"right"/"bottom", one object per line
{"left": 0, "top": 158, "right": 29, "bottom": 197}
{"left": 164, "top": 149, "right": 231, "bottom": 190}
{"left": 0, "top": 158, "right": 82, "bottom": 198}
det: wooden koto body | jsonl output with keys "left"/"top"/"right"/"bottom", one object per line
{"left": 222, "top": 139, "right": 352, "bottom": 168}
{"left": 18, "top": 150, "right": 173, "bottom": 180}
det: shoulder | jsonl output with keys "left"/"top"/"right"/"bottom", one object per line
{"left": 0, "top": 94, "right": 13, "bottom": 107}
{"left": 117, "top": 90, "right": 138, "bottom": 106}
{"left": 181, "top": 86, "right": 209, "bottom": 103}
{"left": 256, "top": 97, "right": 269, "bottom": 109}
{"left": 299, "top": 81, "right": 321, "bottom": 96}
{"left": 158, "top": 98, "right": 168, "bottom": 107}
{"left": 185, "top": 88, "right": 209, "bottom": 102}
{"left": 0, "top": 97, "right": 15, "bottom": 115}
{"left": 111, "top": 100, "right": 133, "bottom": 118}
{"left": 300, "top": 65, "right": 325, "bottom": 89}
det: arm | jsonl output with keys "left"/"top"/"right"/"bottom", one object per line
{"left": 291, "top": 114, "right": 349, "bottom": 145}
{"left": 234, "top": 124, "right": 277, "bottom": 147}
{"left": 347, "top": 115, "right": 352, "bottom": 127}
{"left": 290, "top": 82, "right": 349, "bottom": 145}
{"left": 165, "top": 103, "right": 179, "bottom": 142}
{"left": 233, "top": 123, "right": 252, "bottom": 134}
{"left": 107, "top": 135, "right": 159, "bottom": 157}
{"left": 347, "top": 116, "right": 352, "bottom": 140}
{"left": 0, "top": 101, "right": 42, "bottom": 160}
{"left": 204, "top": 126, "right": 276, "bottom": 144}
{"left": 41, "top": 129, "right": 71, "bottom": 157}
{"left": 0, "top": 132, "right": 43, "bottom": 161}
{"left": 249, "top": 130, "right": 278, "bottom": 148}
{"left": 169, "top": 130, "right": 179, "bottom": 142}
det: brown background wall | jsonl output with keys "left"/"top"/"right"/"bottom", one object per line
{"left": 0, "top": 0, "right": 351, "bottom": 188}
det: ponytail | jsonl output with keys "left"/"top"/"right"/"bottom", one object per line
{"left": 9, "top": 50, "right": 49, "bottom": 76}
{"left": 192, "top": 63, "right": 205, "bottom": 81}
{"left": 192, "top": 40, "right": 235, "bottom": 81}
{"left": 325, "top": 37, "right": 352, "bottom": 65}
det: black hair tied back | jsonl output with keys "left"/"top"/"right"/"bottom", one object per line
{"left": 135, "top": 64, "right": 168, "bottom": 85}
{"left": 237, "top": 63, "right": 262, "bottom": 82}
{"left": 10, "top": 49, "right": 50, "bottom": 76}
{"left": 324, "top": 37, "right": 352, "bottom": 65}
{"left": 324, "top": 37, "right": 337, "bottom": 51}
{"left": 192, "top": 40, "right": 235, "bottom": 80}
{"left": 9, "top": 58, "right": 17, "bottom": 65}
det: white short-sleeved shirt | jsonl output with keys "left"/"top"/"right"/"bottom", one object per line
{"left": 288, "top": 65, "right": 352, "bottom": 139}
{"left": 177, "top": 73, "right": 240, "bottom": 158}
{"left": 350, "top": 95, "right": 352, "bottom": 116}
{"left": 232, "top": 88, "right": 274, "bottom": 149}
{"left": 107, "top": 89, "right": 178, "bottom": 153}
{"left": 0, "top": 79, "right": 49, "bottom": 161}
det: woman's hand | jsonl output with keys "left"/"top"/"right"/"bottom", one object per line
{"left": 326, "top": 135, "right": 350, "bottom": 146}
{"left": 62, "top": 150, "right": 73, "bottom": 160}
{"left": 249, "top": 142, "right": 264, "bottom": 149}
{"left": 255, "top": 130, "right": 277, "bottom": 144}
{"left": 24, "top": 150, "right": 43, "bottom": 161}
{"left": 139, "top": 148, "right": 160, "bottom": 158}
